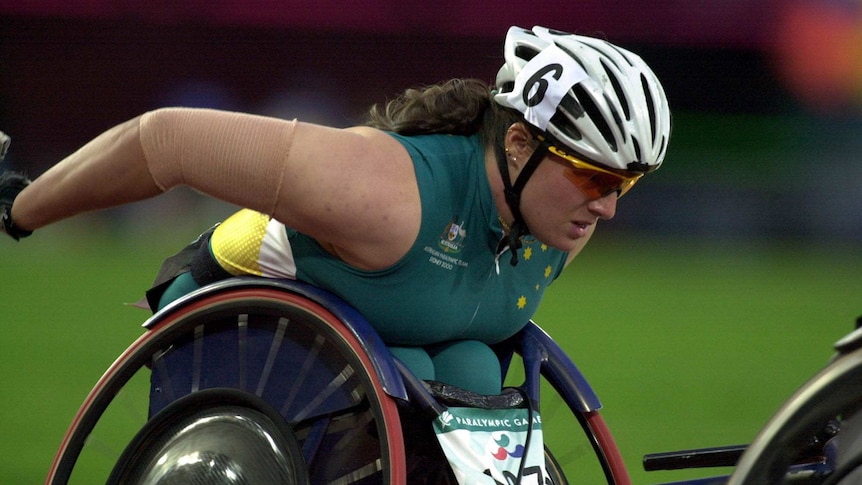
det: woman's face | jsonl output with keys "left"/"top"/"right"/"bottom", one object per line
{"left": 519, "top": 154, "right": 618, "bottom": 252}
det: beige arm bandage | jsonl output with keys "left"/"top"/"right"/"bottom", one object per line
{"left": 140, "top": 108, "right": 296, "bottom": 217}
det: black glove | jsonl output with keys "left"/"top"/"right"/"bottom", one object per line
{"left": 1, "top": 170, "right": 33, "bottom": 241}
{"left": 0, "top": 132, "right": 33, "bottom": 241}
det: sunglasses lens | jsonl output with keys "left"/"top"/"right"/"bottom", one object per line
{"left": 548, "top": 143, "right": 641, "bottom": 198}
{"left": 564, "top": 168, "right": 629, "bottom": 199}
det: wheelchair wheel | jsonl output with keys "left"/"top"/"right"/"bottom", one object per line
{"left": 502, "top": 369, "right": 627, "bottom": 485}
{"left": 500, "top": 322, "right": 630, "bottom": 485}
{"left": 47, "top": 281, "right": 405, "bottom": 484}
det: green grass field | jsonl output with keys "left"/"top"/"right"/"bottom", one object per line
{"left": 1, "top": 224, "right": 859, "bottom": 484}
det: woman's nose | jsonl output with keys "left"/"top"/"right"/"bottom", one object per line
{"left": 588, "top": 192, "right": 618, "bottom": 220}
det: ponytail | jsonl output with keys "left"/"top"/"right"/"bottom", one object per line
{"left": 366, "top": 78, "right": 527, "bottom": 157}
{"left": 366, "top": 78, "right": 493, "bottom": 136}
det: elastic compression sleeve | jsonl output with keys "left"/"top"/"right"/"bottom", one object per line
{"left": 140, "top": 108, "right": 297, "bottom": 217}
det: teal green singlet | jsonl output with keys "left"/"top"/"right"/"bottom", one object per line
{"left": 288, "top": 133, "right": 568, "bottom": 346}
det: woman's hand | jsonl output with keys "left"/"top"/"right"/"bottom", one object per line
{"left": 0, "top": 170, "right": 33, "bottom": 241}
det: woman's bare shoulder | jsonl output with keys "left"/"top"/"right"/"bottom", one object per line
{"left": 281, "top": 123, "right": 421, "bottom": 269}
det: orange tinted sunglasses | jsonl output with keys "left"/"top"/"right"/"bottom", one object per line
{"left": 546, "top": 144, "right": 642, "bottom": 199}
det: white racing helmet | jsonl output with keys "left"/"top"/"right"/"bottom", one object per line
{"left": 494, "top": 26, "right": 671, "bottom": 173}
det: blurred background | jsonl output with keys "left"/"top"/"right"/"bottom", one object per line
{"left": 1, "top": 0, "right": 861, "bottom": 242}
{"left": 1, "top": 1, "right": 860, "bottom": 484}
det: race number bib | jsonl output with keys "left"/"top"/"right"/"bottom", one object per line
{"left": 433, "top": 406, "right": 548, "bottom": 485}
{"left": 502, "top": 29, "right": 589, "bottom": 131}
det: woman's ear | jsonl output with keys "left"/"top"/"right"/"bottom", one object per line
{"left": 504, "top": 123, "right": 536, "bottom": 171}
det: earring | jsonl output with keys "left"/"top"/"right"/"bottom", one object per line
{"left": 505, "top": 147, "right": 516, "bottom": 163}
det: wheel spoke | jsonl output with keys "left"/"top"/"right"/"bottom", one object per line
{"left": 328, "top": 458, "right": 383, "bottom": 485}
{"left": 192, "top": 324, "right": 204, "bottom": 392}
{"left": 281, "top": 333, "right": 326, "bottom": 415}
{"left": 256, "top": 317, "right": 289, "bottom": 396}
{"left": 237, "top": 314, "right": 248, "bottom": 391}
{"left": 293, "top": 364, "right": 357, "bottom": 422}
{"left": 151, "top": 350, "right": 177, "bottom": 403}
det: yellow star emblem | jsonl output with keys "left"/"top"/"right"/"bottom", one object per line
{"left": 517, "top": 295, "right": 527, "bottom": 309}
{"left": 524, "top": 246, "right": 533, "bottom": 260}
{"left": 544, "top": 265, "right": 552, "bottom": 278}
{"left": 541, "top": 244, "right": 548, "bottom": 251}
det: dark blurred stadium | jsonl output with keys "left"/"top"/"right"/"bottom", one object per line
{"left": 2, "top": 0, "right": 860, "bottom": 244}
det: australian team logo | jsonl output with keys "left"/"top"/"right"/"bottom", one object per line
{"left": 439, "top": 217, "right": 467, "bottom": 254}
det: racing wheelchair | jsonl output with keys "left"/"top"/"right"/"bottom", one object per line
{"left": 44, "top": 275, "right": 862, "bottom": 484}
{"left": 45, "top": 277, "right": 629, "bottom": 484}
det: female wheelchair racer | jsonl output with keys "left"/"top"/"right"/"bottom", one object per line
{"left": 2, "top": 25, "right": 670, "bottom": 399}
{"left": 3, "top": 24, "right": 674, "bottom": 485}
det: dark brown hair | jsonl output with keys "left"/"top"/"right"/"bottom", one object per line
{"left": 365, "top": 78, "right": 524, "bottom": 150}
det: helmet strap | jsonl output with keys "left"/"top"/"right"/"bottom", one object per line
{"left": 495, "top": 140, "right": 549, "bottom": 266}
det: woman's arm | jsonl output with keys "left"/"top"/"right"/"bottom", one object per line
{"left": 11, "top": 108, "right": 421, "bottom": 269}
{"left": 11, "top": 115, "right": 160, "bottom": 230}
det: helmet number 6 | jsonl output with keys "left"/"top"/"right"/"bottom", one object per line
{"left": 522, "top": 63, "right": 564, "bottom": 107}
